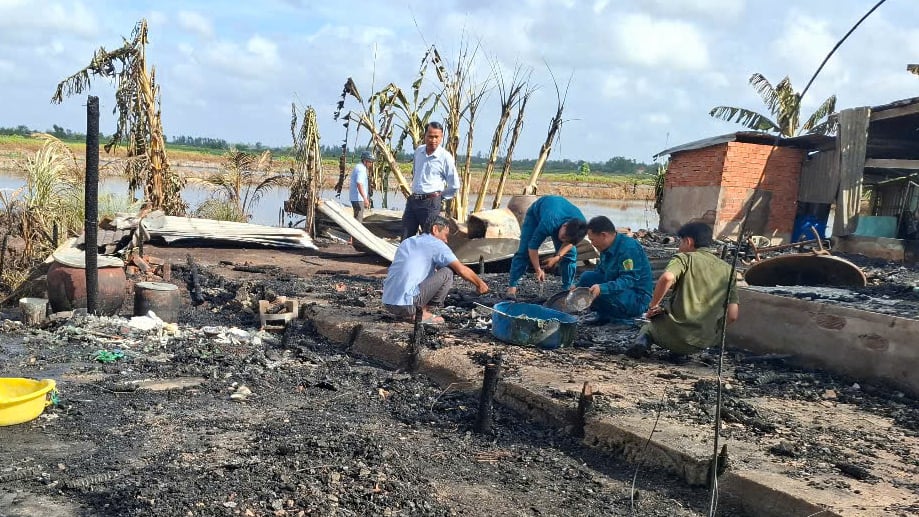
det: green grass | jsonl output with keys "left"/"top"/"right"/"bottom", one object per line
{"left": 0, "top": 134, "right": 33, "bottom": 145}
{"left": 2, "top": 134, "right": 653, "bottom": 185}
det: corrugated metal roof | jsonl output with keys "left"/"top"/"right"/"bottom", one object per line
{"left": 871, "top": 96, "right": 919, "bottom": 113}
{"left": 653, "top": 131, "right": 833, "bottom": 159}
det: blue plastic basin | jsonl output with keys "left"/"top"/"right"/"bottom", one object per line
{"left": 490, "top": 302, "right": 579, "bottom": 349}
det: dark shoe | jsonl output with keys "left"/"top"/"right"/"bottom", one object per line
{"left": 663, "top": 352, "right": 691, "bottom": 365}
{"left": 625, "top": 333, "right": 651, "bottom": 358}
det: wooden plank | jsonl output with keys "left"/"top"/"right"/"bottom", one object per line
{"left": 864, "top": 159, "right": 919, "bottom": 170}
{"left": 870, "top": 102, "right": 919, "bottom": 122}
{"left": 798, "top": 149, "right": 838, "bottom": 204}
{"left": 317, "top": 198, "right": 398, "bottom": 262}
{"left": 834, "top": 107, "right": 870, "bottom": 236}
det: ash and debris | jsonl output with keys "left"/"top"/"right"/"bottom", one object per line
{"left": 4, "top": 232, "right": 919, "bottom": 515}
{"left": 0, "top": 311, "right": 721, "bottom": 516}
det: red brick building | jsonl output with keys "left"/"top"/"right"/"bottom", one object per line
{"left": 656, "top": 132, "right": 825, "bottom": 243}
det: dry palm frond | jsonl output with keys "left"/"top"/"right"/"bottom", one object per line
{"left": 492, "top": 86, "right": 533, "bottom": 208}
{"left": 473, "top": 63, "right": 529, "bottom": 213}
{"left": 289, "top": 105, "right": 322, "bottom": 233}
{"left": 526, "top": 66, "right": 572, "bottom": 195}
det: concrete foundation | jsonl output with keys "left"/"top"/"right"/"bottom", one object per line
{"left": 831, "top": 235, "right": 906, "bottom": 262}
{"left": 728, "top": 289, "right": 919, "bottom": 396}
{"left": 300, "top": 297, "right": 916, "bottom": 517}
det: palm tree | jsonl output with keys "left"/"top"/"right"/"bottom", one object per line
{"left": 192, "top": 149, "right": 286, "bottom": 222}
{"left": 709, "top": 73, "right": 837, "bottom": 137}
{"left": 909, "top": 64, "right": 919, "bottom": 76}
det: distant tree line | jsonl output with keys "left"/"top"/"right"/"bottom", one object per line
{"left": 2, "top": 125, "right": 653, "bottom": 175}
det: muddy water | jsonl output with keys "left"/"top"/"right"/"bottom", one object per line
{"left": 0, "top": 173, "right": 661, "bottom": 230}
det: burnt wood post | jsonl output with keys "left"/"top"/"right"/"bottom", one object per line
{"left": 411, "top": 306, "right": 424, "bottom": 370}
{"left": 474, "top": 353, "right": 504, "bottom": 434}
{"left": 85, "top": 96, "right": 100, "bottom": 315}
{"left": 575, "top": 381, "right": 594, "bottom": 437}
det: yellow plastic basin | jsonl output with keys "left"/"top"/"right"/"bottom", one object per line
{"left": 0, "top": 378, "right": 56, "bottom": 426}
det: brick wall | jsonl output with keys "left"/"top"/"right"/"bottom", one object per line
{"left": 665, "top": 145, "right": 726, "bottom": 188}
{"left": 664, "top": 141, "right": 805, "bottom": 241}
{"left": 716, "top": 142, "right": 804, "bottom": 237}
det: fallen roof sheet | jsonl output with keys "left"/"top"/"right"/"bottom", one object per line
{"left": 317, "top": 198, "right": 398, "bottom": 262}
{"left": 142, "top": 212, "right": 317, "bottom": 249}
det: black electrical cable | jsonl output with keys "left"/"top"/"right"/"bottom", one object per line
{"left": 707, "top": 3, "right": 889, "bottom": 514}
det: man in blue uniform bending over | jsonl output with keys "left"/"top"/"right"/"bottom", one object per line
{"left": 505, "top": 195, "right": 588, "bottom": 299}
{"left": 384, "top": 216, "right": 489, "bottom": 324}
{"left": 578, "top": 216, "right": 653, "bottom": 325}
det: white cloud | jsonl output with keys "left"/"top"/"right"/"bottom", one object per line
{"left": 177, "top": 11, "right": 214, "bottom": 39}
{"left": 0, "top": 59, "right": 15, "bottom": 81}
{"left": 614, "top": 14, "right": 710, "bottom": 70}
{"left": 772, "top": 13, "right": 840, "bottom": 83}
{"left": 0, "top": 1, "right": 98, "bottom": 42}
{"left": 147, "top": 10, "right": 168, "bottom": 27}
{"left": 646, "top": 113, "right": 671, "bottom": 125}
{"left": 643, "top": 0, "right": 746, "bottom": 20}
{"left": 601, "top": 74, "right": 629, "bottom": 99}
{"left": 197, "top": 35, "right": 281, "bottom": 80}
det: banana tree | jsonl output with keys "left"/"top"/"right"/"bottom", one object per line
{"left": 709, "top": 73, "right": 837, "bottom": 137}
{"left": 524, "top": 69, "right": 571, "bottom": 196}
{"left": 334, "top": 78, "right": 411, "bottom": 200}
{"left": 431, "top": 40, "right": 487, "bottom": 221}
{"left": 473, "top": 65, "right": 528, "bottom": 213}
{"left": 192, "top": 149, "right": 285, "bottom": 222}
{"left": 51, "top": 18, "right": 186, "bottom": 215}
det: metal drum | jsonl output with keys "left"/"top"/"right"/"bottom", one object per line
{"left": 46, "top": 250, "right": 126, "bottom": 316}
{"left": 134, "top": 282, "right": 180, "bottom": 322}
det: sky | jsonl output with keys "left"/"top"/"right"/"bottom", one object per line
{"left": 0, "top": 0, "right": 917, "bottom": 164}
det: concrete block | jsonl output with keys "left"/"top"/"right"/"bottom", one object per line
{"left": 720, "top": 470, "right": 845, "bottom": 517}
{"left": 351, "top": 324, "right": 411, "bottom": 370}
{"left": 729, "top": 289, "right": 919, "bottom": 396}
{"left": 832, "top": 235, "right": 905, "bottom": 262}
{"left": 306, "top": 306, "right": 362, "bottom": 346}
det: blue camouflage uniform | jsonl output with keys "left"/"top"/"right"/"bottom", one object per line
{"left": 508, "top": 196, "right": 585, "bottom": 290}
{"left": 578, "top": 233, "right": 653, "bottom": 321}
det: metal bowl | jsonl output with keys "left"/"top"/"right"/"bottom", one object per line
{"left": 543, "top": 287, "right": 593, "bottom": 313}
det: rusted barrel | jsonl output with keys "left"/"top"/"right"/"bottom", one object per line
{"left": 46, "top": 250, "right": 126, "bottom": 316}
{"left": 134, "top": 282, "right": 180, "bottom": 322}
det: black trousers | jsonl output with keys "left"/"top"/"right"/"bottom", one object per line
{"left": 402, "top": 195, "right": 442, "bottom": 240}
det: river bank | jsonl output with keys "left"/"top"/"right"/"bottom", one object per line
{"left": 0, "top": 140, "right": 655, "bottom": 202}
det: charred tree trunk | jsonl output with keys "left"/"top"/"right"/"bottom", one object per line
{"left": 492, "top": 91, "right": 531, "bottom": 209}
{"left": 474, "top": 80, "right": 524, "bottom": 213}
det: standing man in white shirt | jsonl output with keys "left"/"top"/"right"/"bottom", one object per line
{"left": 349, "top": 150, "right": 374, "bottom": 221}
{"left": 402, "top": 121, "right": 461, "bottom": 240}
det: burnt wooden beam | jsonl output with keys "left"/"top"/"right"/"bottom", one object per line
{"left": 864, "top": 158, "right": 919, "bottom": 170}
{"left": 870, "top": 102, "right": 919, "bottom": 122}
{"left": 574, "top": 381, "right": 594, "bottom": 437}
